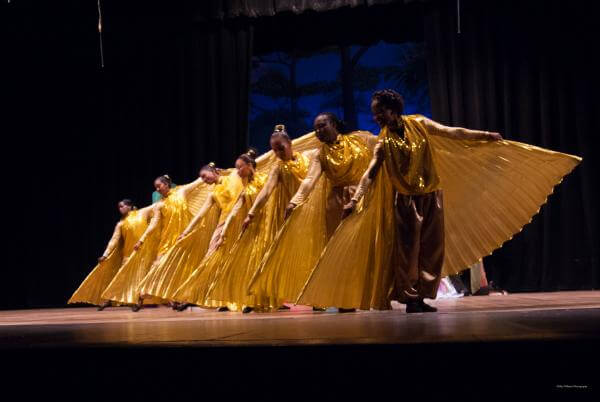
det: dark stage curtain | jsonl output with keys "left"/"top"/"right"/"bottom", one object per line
{"left": 4, "top": 1, "right": 253, "bottom": 309}
{"left": 425, "top": 0, "right": 599, "bottom": 291}
{"left": 198, "top": 0, "right": 413, "bottom": 19}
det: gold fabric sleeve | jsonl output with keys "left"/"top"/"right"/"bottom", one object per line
{"left": 138, "top": 203, "right": 162, "bottom": 244}
{"left": 102, "top": 222, "right": 123, "bottom": 258}
{"left": 248, "top": 164, "right": 280, "bottom": 216}
{"left": 352, "top": 142, "right": 385, "bottom": 203}
{"left": 288, "top": 151, "right": 323, "bottom": 206}
{"left": 297, "top": 167, "right": 397, "bottom": 310}
{"left": 421, "top": 116, "right": 493, "bottom": 141}
{"left": 221, "top": 194, "right": 245, "bottom": 238}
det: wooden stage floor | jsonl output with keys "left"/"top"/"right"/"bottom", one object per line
{"left": 1, "top": 291, "right": 599, "bottom": 348}
{"left": 2, "top": 291, "right": 599, "bottom": 398}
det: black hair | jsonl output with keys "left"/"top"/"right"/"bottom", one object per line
{"left": 155, "top": 174, "right": 173, "bottom": 187}
{"left": 371, "top": 89, "right": 405, "bottom": 115}
{"left": 271, "top": 124, "right": 291, "bottom": 142}
{"left": 119, "top": 198, "right": 137, "bottom": 210}
{"left": 200, "top": 162, "right": 218, "bottom": 174}
{"left": 317, "top": 112, "right": 348, "bottom": 134}
{"left": 238, "top": 148, "right": 257, "bottom": 169}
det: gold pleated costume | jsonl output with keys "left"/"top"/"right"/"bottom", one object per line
{"left": 172, "top": 172, "right": 268, "bottom": 310}
{"left": 247, "top": 132, "right": 376, "bottom": 303}
{"left": 137, "top": 173, "right": 243, "bottom": 300}
{"left": 207, "top": 151, "right": 312, "bottom": 310}
{"left": 101, "top": 178, "right": 210, "bottom": 305}
{"left": 297, "top": 115, "right": 581, "bottom": 309}
{"left": 68, "top": 207, "right": 152, "bottom": 306}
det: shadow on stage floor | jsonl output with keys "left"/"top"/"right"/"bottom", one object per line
{"left": 1, "top": 291, "right": 598, "bottom": 399}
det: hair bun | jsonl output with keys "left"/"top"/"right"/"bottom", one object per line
{"left": 274, "top": 124, "right": 286, "bottom": 132}
{"left": 208, "top": 162, "right": 216, "bottom": 168}
{"left": 246, "top": 148, "right": 257, "bottom": 159}
{"left": 163, "top": 174, "right": 171, "bottom": 180}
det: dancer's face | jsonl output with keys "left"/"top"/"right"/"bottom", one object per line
{"left": 270, "top": 137, "right": 293, "bottom": 161}
{"left": 235, "top": 158, "right": 254, "bottom": 179}
{"left": 118, "top": 201, "right": 132, "bottom": 216}
{"left": 200, "top": 169, "right": 219, "bottom": 184}
{"left": 371, "top": 99, "right": 399, "bottom": 130}
{"left": 154, "top": 179, "right": 170, "bottom": 196}
{"left": 313, "top": 115, "right": 338, "bottom": 143}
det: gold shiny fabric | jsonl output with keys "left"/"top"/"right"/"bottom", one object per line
{"left": 172, "top": 172, "right": 268, "bottom": 309}
{"left": 297, "top": 114, "right": 581, "bottom": 309}
{"left": 297, "top": 168, "right": 397, "bottom": 310}
{"left": 68, "top": 207, "right": 151, "bottom": 306}
{"left": 320, "top": 133, "right": 372, "bottom": 187}
{"left": 381, "top": 116, "right": 441, "bottom": 195}
{"left": 248, "top": 133, "right": 374, "bottom": 303}
{"left": 207, "top": 152, "right": 311, "bottom": 310}
{"left": 137, "top": 175, "right": 242, "bottom": 301}
{"left": 101, "top": 183, "right": 209, "bottom": 305}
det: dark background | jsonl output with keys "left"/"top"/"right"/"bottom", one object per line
{"left": 3, "top": 0, "right": 598, "bottom": 310}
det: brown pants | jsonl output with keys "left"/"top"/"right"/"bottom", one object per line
{"left": 393, "top": 190, "right": 444, "bottom": 301}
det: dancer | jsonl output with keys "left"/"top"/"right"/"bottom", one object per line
{"left": 206, "top": 125, "right": 315, "bottom": 313}
{"left": 68, "top": 199, "right": 151, "bottom": 310}
{"left": 101, "top": 173, "right": 211, "bottom": 311}
{"left": 173, "top": 150, "right": 268, "bottom": 311}
{"left": 297, "top": 89, "right": 581, "bottom": 312}
{"left": 247, "top": 113, "right": 377, "bottom": 310}
{"left": 137, "top": 163, "right": 241, "bottom": 304}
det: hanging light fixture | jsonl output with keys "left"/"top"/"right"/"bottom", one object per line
{"left": 97, "top": 0, "right": 105, "bottom": 68}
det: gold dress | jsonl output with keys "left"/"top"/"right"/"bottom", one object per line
{"left": 297, "top": 114, "right": 582, "bottom": 309}
{"left": 172, "top": 172, "right": 268, "bottom": 310}
{"left": 206, "top": 151, "right": 312, "bottom": 310}
{"left": 247, "top": 132, "right": 376, "bottom": 304}
{"left": 68, "top": 207, "right": 151, "bottom": 306}
{"left": 137, "top": 172, "right": 243, "bottom": 301}
{"left": 101, "top": 178, "right": 209, "bottom": 305}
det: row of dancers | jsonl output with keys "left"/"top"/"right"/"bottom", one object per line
{"left": 69, "top": 89, "right": 581, "bottom": 314}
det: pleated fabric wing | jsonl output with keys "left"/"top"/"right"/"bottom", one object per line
{"left": 296, "top": 168, "right": 397, "bottom": 310}
{"left": 248, "top": 175, "right": 330, "bottom": 303}
{"left": 429, "top": 136, "right": 582, "bottom": 275}
{"left": 68, "top": 247, "right": 123, "bottom": 306}
{"left": 207, "top": 159, "right": 308, "bottom": 309}
{"left": 137, "top": 203, "right": 220, "bottom": 300}
{"left": 101, "top": 229, "right": 161, "bottom": 305}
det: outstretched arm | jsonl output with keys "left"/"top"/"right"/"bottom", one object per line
{"left": 217, "top": 194, "right": 245, "bottom": 248}
{"left": 422, "top": 117, "right": 502, "bottom": 141}
{"left": 99, "top": 222, "right": 122, "bottom": 261}
{"left": 135, "top": 203, "right": 162, "bottom": 250}
{"left": 179, "top": 176, "right": 205, "bottom": 198}
{"left": 242, "top": 165, "right": 280, "bottom": 232}
{"left": 286, "top": 152, "right": 323, "bottom": 218}
{"left": 343, "top": 142, "right": 385, "bottom": 218}
{"left": 178, "top": 194, "right": 216, "bottom": 240}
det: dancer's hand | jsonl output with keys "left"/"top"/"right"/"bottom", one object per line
{"left": 342, "top": 200, "right": 357, "bottom": 219}
{"left": 284, "top": 203, "right": 296, "bottom": 220}
{"left": 241, "top": 214, "right": 254, "bottom": 233}
{"left": 133, "top": 241, "right": 143, "bottom": 251}
{"left": 98, "top": 255, "right": 107, "bottom": 263}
